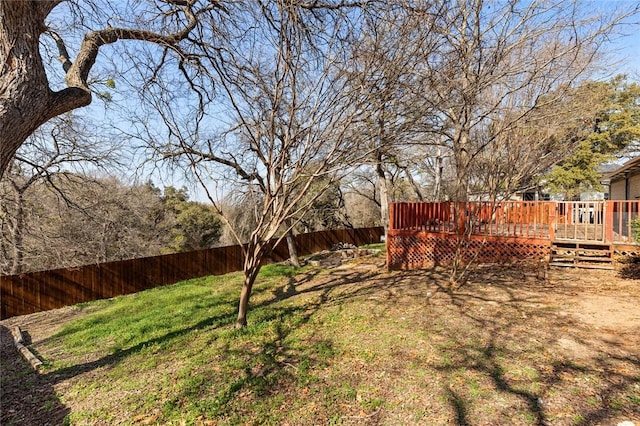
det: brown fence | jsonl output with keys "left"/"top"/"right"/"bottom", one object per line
{"left": 1, "top": 227, "right": 384, "bottom": 319}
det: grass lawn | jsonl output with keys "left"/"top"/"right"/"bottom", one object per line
{"left": 2, "top": 253, "right": 639, "bottom": 425}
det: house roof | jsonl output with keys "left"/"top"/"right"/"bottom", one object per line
{"left": 604, "top": 157, "right": 640, "bottom": 183}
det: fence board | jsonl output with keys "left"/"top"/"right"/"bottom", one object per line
{"left": 1, "top": 227, "right": 383, "bottom": 319}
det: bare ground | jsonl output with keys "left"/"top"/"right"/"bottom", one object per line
{"left": 1, "top": 257, "right": 639, "bottom": 425}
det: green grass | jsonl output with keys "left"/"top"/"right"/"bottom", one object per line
{"left": 41, "top": 264, "right": 317, "bottom": 424}
{"left": 359, "top": 242, "right": 386, "bottom": 251}
{"left": 27, "top": 263, "right": 640, "bottom": 425}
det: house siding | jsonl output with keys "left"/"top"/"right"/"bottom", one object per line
{"left": 632, "top": 174, "right": 640, "bottom": 199}
{"left": 609, "top": 173, "right": 640, "bottom": 200}
{"left": 610, "top": 180, "right": 626, "bottom": 200}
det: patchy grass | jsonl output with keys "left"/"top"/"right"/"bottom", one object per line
{"left": 5, "top": 260, "right": 640, "bottom": 425}
{"left": 359, "top": 242, "right": 386, "bottom": 251}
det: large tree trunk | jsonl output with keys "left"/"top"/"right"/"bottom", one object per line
{"left": 454, "top": 130, "right": 471, "bottom": 238}
{"left": 1, "top": 0, "right": 203, "bottom": 179}
{"left": 0, "top": 1, "right": 92, "bottom": 178}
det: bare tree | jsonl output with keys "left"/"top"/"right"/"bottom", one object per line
{"left": 0, "top": 112, "right": 223, "bottom": 274}
{"left": 130, "top": 1, "right": 366, "bottom": 327}
{"left": 346, "top": 0, "right": 638, "bottom": 284}
{"left": 544, "top": 75, "right": 640, "bottom": 197}
{"left": 411, "top": 0, "right": 638, "bottom": 203}
{"left": 344, "top": 3, "right": 443, "bottom": 234}
{"left": 467, "top": 81, "right": 617, "bottom": 200}
{"left": 0, "top": 113, "right": 119, "bottom": 274}
{"left": 1, "top": 173, "right": 221, "bottom": 274}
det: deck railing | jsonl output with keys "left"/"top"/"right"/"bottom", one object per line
{"left": 389, "top": 201, "right": 555, "bottom": 239}
{"left": 610, "top": 201, "right": 640, "bottom": 243}
{"left": 554, "top": 201, "right": 606, "bottom": 242}
{"left": 389, "top": 200, "right": 640, "bottom": 245}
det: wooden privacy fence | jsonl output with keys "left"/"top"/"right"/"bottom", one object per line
{"left": 1, "top": 227, "right": 384, "bottom": 319}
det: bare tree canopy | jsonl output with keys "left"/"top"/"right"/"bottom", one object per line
{"left": 92, "top": 0, "right": 369, "bottom": 326}
{"left": 0, "top": 0, "right": 368, "bottom": 178}
{"left": 408, "top": 0, "right": 639, "bottom": 201}
{"left": 2, "top": 0, "right": 637, "bottom": 181}
{"left": 0, "top": 0, "right": 229, "bottom": 177}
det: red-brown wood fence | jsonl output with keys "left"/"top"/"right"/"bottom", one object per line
{"left": 1, "top": 227, "right": 384, "bottom": 319}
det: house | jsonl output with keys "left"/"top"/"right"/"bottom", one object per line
{"left": 605, "top": 157, "right": 640, "bottom": 200}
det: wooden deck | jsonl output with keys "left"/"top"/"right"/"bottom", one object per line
{"left": 554, "top": 224, "right": 604, "bottom": 242}
{"left": 387, "top": 201, "right": 640, "bottom": 269}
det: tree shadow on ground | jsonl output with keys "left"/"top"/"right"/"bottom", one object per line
{"left": 41, "top": 304, "right": 238, "bottom": 383}
{"left": 426, "top": 266, "right": 640, "bottom": 426}
{"left": 18, "top": 260, "right": 640, "bottom": 424}
{"left": 30, "top": 263, "right": 384, "bottom": 422}
{"left": 38, "top": 267, "right": 328, "bottom": 384}
{"left": 0, "top": 325, "right": 70, "bottom": 426}
{"left": 276, "top": 262, "right": 639, "bottom": 425}
{"left": 618, "top": 256, "right": 640, "bottom": 279}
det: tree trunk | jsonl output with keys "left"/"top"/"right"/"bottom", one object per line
{"left": 285, "top": 229, "right": 301, "bottom": 267}
{"left": 235, "top": 241, "right": 264, "bottom": 328}
{"left": 454, "top": 128, "right": 471, "bottom": 203}
{"left": 283, "top": 218, "right": 300, "bottom": 267}
{"left": 450, "top": 126, "right": 472, "bottom": 284}
{"left": 376, "top": 152, "right": 390, "bottom": 237}
{"left": 0, "top": 0, "right": 91, "bottom": 178}
{"left": 454, "top": 141, "right": 470, "bottom": 237}
{"left": 434, "top": 148, "right": 443, "bottom": 201}
{"left": 9, "top": 189, "right": 24, "bottom": 275}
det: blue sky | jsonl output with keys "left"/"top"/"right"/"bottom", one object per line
{"left": 607, "top": 31, "right": 640, "bottom": 78}
{"left": 55, "top": 0, "right": 639, "bottom": 201}
{"left": 603, "top": 0, "right": 640, "bottom": 78}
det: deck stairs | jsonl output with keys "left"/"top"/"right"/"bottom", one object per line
{"left": 550, "top": 241, "right": 614, "bottom": 270}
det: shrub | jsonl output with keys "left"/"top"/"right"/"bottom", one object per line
{"left": 632, "top": 216, "right": 640, "bottom": 243}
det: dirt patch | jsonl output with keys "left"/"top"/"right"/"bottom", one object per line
{"left": 573, "top": 295, "right": 640, "bottom": 329}
{"left": 305, "top": 248, "right": 381, "bottom": 269}
{"left": 1, "top": 261, "right": 639, "bottom": 425}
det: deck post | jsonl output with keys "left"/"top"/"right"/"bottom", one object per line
{"left": 386, "top": 203, "right": 394, "bottom": 270}
{"left": 549, "top": 203, "right": 556, "bottom": 241}
{"left": 604, "top": 201, "right": 614, "bottom": 243}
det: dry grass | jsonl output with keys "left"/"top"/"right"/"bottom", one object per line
{"left": 2, "top": 256, "right": 639, "bottom": 425}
